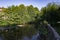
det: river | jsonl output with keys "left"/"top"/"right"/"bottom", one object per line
{"left": 0, "top": 24, "right": 60, "bottom": 40}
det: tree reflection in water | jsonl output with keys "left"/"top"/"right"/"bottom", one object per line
{"left": 0, "top": 24, "right": 39, "bottom": 40}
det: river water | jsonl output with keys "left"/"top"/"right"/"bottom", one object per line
{"left": 0, "top": 25, "right": 40, "bottom": 40}
{"left": 0, "top": 32, "right": 40, "bottom": 40}
{"left": 0, "top": 24, "right": 60, "bottom": 40}
{"left": 0, "top": 35, "right": 4, "bottom": 40}
{"left": 22, "top": 33, "right": 39, "bottom": 40}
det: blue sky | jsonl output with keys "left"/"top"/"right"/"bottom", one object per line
{"left": 0, "top": 0, "right": 60, "bottom": 9}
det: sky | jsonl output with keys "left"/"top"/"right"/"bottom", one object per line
{"left": 0, "top": 0, "right": 60, "bottom": 9}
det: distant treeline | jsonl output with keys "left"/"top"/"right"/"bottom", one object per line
{"left": 0, "top": 3, "right": 60, "bottom": 27}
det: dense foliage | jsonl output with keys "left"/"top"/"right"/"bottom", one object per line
{"left": 0, "top": 4, "right": 40, "bottom": 26}
{"left": 1, "top": 3, "right": 60, "bottom": 26}
{"left": 41, "top": 3, "right": 60, "bottom": 26}
{"left": 0, "top": 2, "right": 60, "bottom": 40}
{"left": 0, "top": 2, "right": 60, "bottom": 35}
{"left": 40, "top": 3, "right": 60, "bottom": 34}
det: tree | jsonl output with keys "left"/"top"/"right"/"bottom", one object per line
{"left": 41, "top": 3, "right": 60, "bottom": 26}
{"left": 0, "top": 4, "right": 40, "bottom": 26}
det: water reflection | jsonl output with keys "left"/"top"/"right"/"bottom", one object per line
{"left": 31, "top": 33, "right": 39, "bottom": 40}
{"left": 0, "top": 24, "right": 40, "bottom": 40}
{"left": 0, "top": 35, "right": 4, "bottom": 40}
{"left": 23, "top": 32, "right": 39, "bottom": 40}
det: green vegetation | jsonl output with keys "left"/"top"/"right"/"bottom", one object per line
{"left": 40, "top": 3, "right": 60, "bottom": 34}
{"left": 0, "top": 4, "right": 40, "bottom": 26}
{"left": 0, "top": 3, "right": 60, "bottom": 40}
{"left": 1, "top": 3, "right": 59, "bottom": 26}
